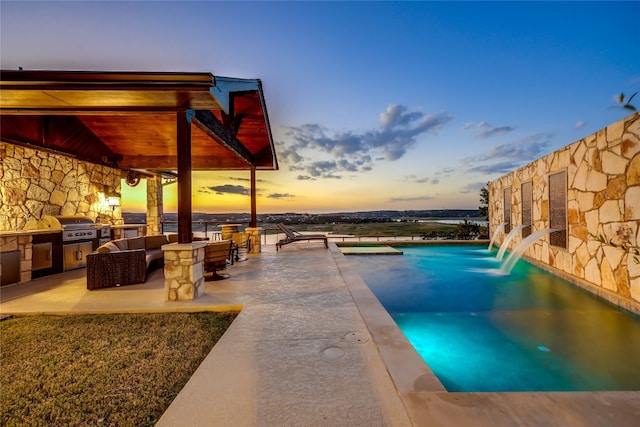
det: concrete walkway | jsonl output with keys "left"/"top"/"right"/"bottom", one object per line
{"left": 1, "top": 243, "right": 639, "bottom": 426}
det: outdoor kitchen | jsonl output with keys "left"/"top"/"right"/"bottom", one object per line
{"left": 0, "top": 217, "right": 111, "bottom": 284}
{"left": 0, "top": 142, "right": 126, "bottom": 286}
{"left": 1, "top": 70, "right": 276, "bottom": 300}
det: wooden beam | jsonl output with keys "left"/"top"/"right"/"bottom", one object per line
{"left": 192, "top": 110, "right": 256, "bottom": 166}
{"left": 0, "top": 115, "right": 122, "bottom": 166}
{"left": 250, "top": 167, "right": 257, "bottom": 228}
{"left": 118, "top": 155, "right": 252, "bottom": 170}
{"left": 220, "top": 112, "right": 245, "bottom": 137}
{"left": 176, "top": 110, "right": 193, "bottom": 244}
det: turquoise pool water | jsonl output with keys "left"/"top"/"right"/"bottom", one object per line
{"left": 347, "top": 244, "right": 640, "bottom": 392}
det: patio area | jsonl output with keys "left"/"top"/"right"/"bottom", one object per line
{"left": 1, "top": 243, "right": 639, "bottom": 426}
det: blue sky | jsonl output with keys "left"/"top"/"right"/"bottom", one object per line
{"left": 2, "top": 1, "right": 639, "bottom": 213}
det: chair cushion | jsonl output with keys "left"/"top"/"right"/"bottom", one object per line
{"left": 112, "top": 239, "right": 130, "bottom": 250}
{"left": 145, "top": 235, "right": 169, "bottom": 250}
{"left": 145, "top": 248, "right": 164, "bottom": 268}
{"left": 128, "top": 236, "right": 146, "bottom": 250}
{"left": 96, "top": 241, "right": 120, "bottom": 253}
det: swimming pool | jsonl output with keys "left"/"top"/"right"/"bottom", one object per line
{"left": 346, "top": 244, "right": 640, "bottom": 392}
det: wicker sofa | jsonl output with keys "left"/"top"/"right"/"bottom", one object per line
{"left": 86, "top": 234, "right": 169, "bottom": 290}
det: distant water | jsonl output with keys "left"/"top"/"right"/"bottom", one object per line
{"left": 419, "top": 218, "right": 488, "bottom": 226}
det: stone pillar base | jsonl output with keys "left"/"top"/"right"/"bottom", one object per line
{"left": 162, "top": 241, "right": 208, "bottom": 301}
{"left": 245, "top": 227, "right": 262, "bottom": 253}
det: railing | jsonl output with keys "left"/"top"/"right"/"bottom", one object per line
{"left": 160, "top": 223, "right": 472, "bottom": 245}
{"left": 260, "top": 227, "right": 424, "bottom": 246}
{"left": 161, "top": 220, "right": 224, "bottom": 240}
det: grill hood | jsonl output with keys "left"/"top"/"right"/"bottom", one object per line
{"left": 50, "top": 215, "right": 96, "bottom": 230}
{"left": 23, "top": 215, "right": 96, "bottom": 231}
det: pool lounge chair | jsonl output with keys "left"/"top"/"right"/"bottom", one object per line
{"left": 276, "top": 223, "right": 328, "bottom": 251}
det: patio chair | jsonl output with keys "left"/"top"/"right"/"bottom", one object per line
{"left": 203, "top": 240, "right": 233, "bottom": 280}
{"left": 231, "top": 232, "right": 251, "bottom": 262}
{"left": 276, "top": 223, "right": 328, "bottom": 251}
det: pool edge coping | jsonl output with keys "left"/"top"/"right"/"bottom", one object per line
{"left": 332, "top": 242, "right": 640, "bottom": 427}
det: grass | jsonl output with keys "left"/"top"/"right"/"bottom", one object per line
{"left": 0, "top": 312, "right": 237, "bottom": 427}
{"left": 263, "top": 221, "right": 459, "bottom": 237}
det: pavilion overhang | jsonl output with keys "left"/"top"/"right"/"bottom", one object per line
{"left": 0, "top": 70, "right": 278, "bottom": 241}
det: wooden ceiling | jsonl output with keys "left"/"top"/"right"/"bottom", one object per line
{"left": 0, "top": 70, "right": 278, "bottom": 172}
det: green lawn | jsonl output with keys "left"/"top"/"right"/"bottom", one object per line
{"left": 262, "top": 221, "right": 459, "bottom": 236}
{"left": 263, "top": 221, "right": 488, "bottom": 240}
{"left": 0, "top": 312, "right": 237, "bottom": 427}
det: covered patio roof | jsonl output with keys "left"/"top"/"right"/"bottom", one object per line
{"left": 0, "top": 70, "right": 278, "bottom": 241}
{"left": 0, "top": 70, "right": 278, "bottom": 171}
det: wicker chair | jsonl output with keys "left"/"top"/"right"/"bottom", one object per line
{"left": 86, "top": 250, "right": 147, "bottom": 290}
{"left": 86, "top": 235, "right": 168, "bottom": 290}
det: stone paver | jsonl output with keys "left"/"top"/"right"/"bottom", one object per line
{"left": 1, "top": 242, "right": 639, "bottom": 426}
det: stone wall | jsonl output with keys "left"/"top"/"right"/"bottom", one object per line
{"left": 489, "top": 112, "right": 640, "bottom": 310}
{"left": 146, "top": 175, "right": 163, "bottom": 236}
{"left": 163, "top": 242, "right": 207, "bottom": 301}
{"left": 0, "top": 142, "right": 122, "bottom": 230}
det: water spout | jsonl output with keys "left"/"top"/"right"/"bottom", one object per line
{"left": 488, "top": 222, "right": 508, "bottom": 251}
{"left": 496, "top": 224, "right": 529, "bottom": 261}
{"left": 501, "top": 228, "right": 561, "bottom": 274}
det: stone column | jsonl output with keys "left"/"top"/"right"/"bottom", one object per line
{"left": 146, "top": 176, "right": 163, "bottom": 236}
{"left": 245, "top": 227, "right": 262, "bottom": 253}
{"left": 162, "top": 241, "right": 208, "bottom": 301}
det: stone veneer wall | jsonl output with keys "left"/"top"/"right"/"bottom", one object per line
{"left": 146, "top": 176, "right": 163, "bottom": 236}
{"left": 0, "top": 142, "right": 123, "bottom": 230}
{"left": 488, "top": 113, "right": 640, "bottom": 310}
{"left": 163, "top": 243, "right": 206, "bottom": 301}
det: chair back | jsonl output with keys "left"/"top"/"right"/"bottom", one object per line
{"left": 203, "top": 240, "right": 232, "bottom": 272}
{"left": 277, "top": 223, "right": 297, "bottom": 239}
{"left": 232, "top": 232, "right": 251, "bottom": 249}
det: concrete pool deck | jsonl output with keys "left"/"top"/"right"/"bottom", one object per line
{"left": 1, "top": 242, "right": 639, "bottom": 426}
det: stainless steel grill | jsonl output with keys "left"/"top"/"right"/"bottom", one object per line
{"left": 52, "top": 216, "right": 98, "bottom": 242}
{"left": 98, "top": 223, "right": 111, "bottom": 245}
{"left": 43, "top": 216, "right": 98, "bottom": 271}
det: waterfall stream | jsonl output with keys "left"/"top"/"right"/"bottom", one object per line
{"left": 488, "top": 222, "right": 508, "bottom": 251}
{"left": 496, "top": 224, "right": 528, "bottom": 261}
{"left": 501, "top": 228, "right": 561, "bottom": 274}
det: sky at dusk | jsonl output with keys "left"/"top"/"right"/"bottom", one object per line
{"left": 2, "top": 1, "right": 639, "bottom": 214}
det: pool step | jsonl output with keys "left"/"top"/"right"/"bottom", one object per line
{"left": 339, "top": 245, "right": 403, "bottom": 255}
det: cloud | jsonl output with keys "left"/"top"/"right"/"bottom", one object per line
{"left": 463, "top": 121, "right": 515, "bottom": 138}
{"left": 467, "top": 161, "right": 528, "bottom": 174}
{"left": 460, "top": 181, "right": 488, "bottom": 194}
{"left": 461, "top": 132, "right": 554, "bottom": 175}
{"left": 227, "top": 176, "right": 267, "bottom": 183}
{"left": 404, "top": 174, "right": 439, "bottom": 184}
{"left": 267, "top": 193, "right": 296, "bottom": 199}
{"left": 277, "top": 105, "right": 454, "bottom": 179}
{"left": 436, "top": 167, "right": 455, "bottom": 176}
{"left": 199, "top": 184, "right": 250, "bottom": 196}
{"left": 574, "top": 121, "right": 587, "bottom": 129}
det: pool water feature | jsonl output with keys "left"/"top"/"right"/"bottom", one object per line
{"left": 346, "top": 244, "right": 640, "bottom": 392}
{"left": 496, "top": 224, "right": 527, "bottom": 261}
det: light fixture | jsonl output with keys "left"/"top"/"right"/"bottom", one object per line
{"left": 106, "top": 192, "right": 121, "bottom": 211}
